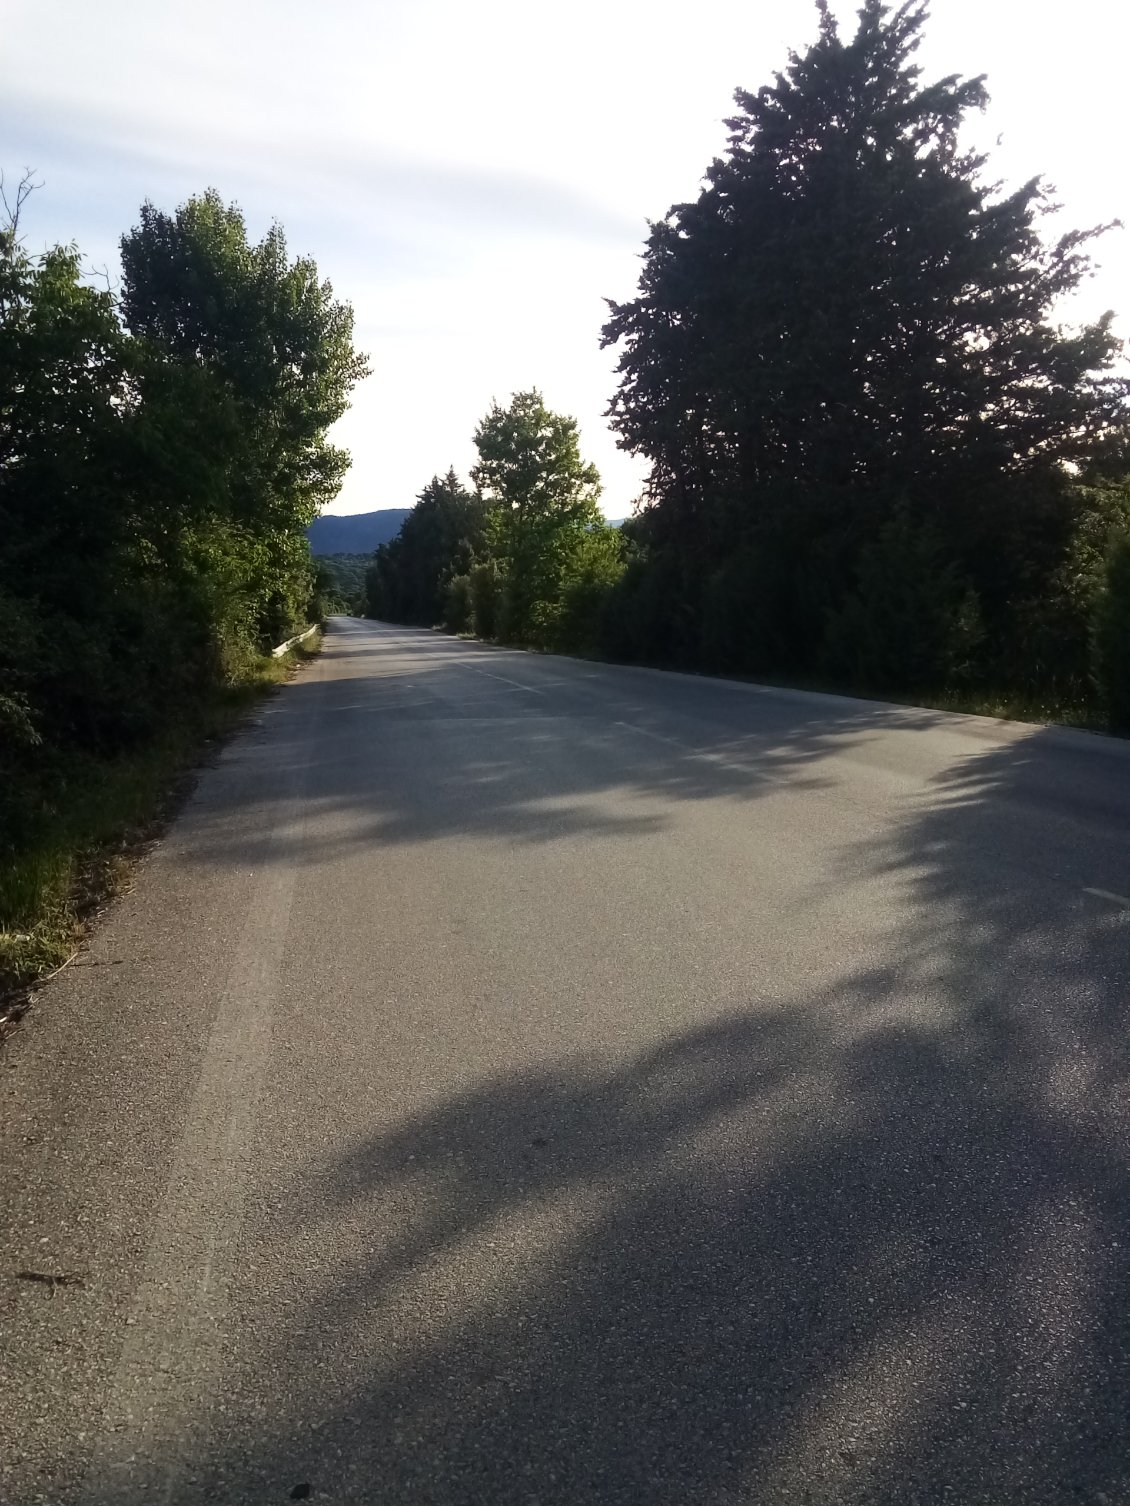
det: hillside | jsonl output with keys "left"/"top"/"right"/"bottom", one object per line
{"left": 307, "top": 509, "right": 410, "bottom": 556}
{"left": 316, "top": 554, "right": 370, "bottom": 612}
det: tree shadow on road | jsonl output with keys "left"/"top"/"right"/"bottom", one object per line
{"left": 188, "top": 629, "right": 986, "bottom": 866}
{"left": 120, "top": 698, "right": 1130, "bottom": 1506}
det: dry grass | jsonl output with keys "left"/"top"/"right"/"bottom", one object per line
{"left": 0, "top": 632, "right": 321, "bottom": 1028}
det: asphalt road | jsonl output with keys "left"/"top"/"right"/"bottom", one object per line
{"left": 3, "top": 617, "right": 1130, "bottom": 1506}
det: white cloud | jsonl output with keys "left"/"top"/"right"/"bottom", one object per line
{"left": 4, "top": 0, "right": 1126, "bottom": 516}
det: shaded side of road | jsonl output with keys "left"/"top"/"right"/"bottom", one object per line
{"left": 76, "top": 628, "right": 1128, "bottom": 1505}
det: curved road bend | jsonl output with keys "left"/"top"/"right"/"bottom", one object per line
{"left": 3, "top": 616, "right": 1129, "bottom": 1505}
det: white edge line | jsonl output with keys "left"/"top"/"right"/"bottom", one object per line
{"left": 1083, "top": 887, "right": 1130, "bottom": 909}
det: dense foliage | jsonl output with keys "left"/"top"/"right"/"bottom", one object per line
{"left": 597, "top": 0, "right": 1129, "bottom": 715}
{"left": 366, "top": 470, "right": 488, "bottom": 627}
{"left": 1, "top": 181, "right": 367, "bottom": 864}
{"left": 366, "top": 395, "right": 625, "bottom": 654}
{"left": 1093, "top": 520, "right": 1130, "bottom": 731}
{"left": 365, "top": 5, "right": 1127, "bottom": 725}
{"left": 313, "top": 555, "right": 371, "bottom": 615}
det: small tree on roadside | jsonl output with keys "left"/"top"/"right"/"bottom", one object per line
{"left": 472, "top": 389, "right": 604, "bottom": 644}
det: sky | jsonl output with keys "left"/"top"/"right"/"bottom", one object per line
{"left": 3, "top": 0, "right": 1127, "bottom": 518}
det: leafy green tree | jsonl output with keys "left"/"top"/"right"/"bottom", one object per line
{"left": 120, "top": 190, "right": 368, "bottom": 648}
{"left": 1, "top": 176, "right": 370, "bottom": 954}
{"left": 366, "top": 399, "right": 616, "bottom": 649}
{"left": 313, "top": 555, "right": 370, "bottom": 616}
{"left": 467, "top": 558, "right": 505, "bottom": 639}
{"left": 994, "top": 480, "right": 1130, "bottom": 703}
{"left": 2, "top": 178, "right": 366, "bottom": 769}
{"left": 602, "top": 0, "right": 1129, "bottom": 690}
{"left": 121, "top": 191, "right": 367, "bottom": 531}
{"left": 0, "top": 184, "right": 158, "bottom": 750}
{"left": 439, "top": 558, "right": 506, "bottom": 638}
{"left": 472, "top": 390, "right": 604, "bottom": 645}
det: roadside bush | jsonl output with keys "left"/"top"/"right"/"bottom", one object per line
{"left": 469, "top": 559, "right": 504, "bottom": 639}
{"left": 550, "top": 523, "right": 625, "bottom": 655}
{"left": 445, "top": 573, "right": 474, "bottom": 634}
{"left": 555, "top": 576, "right": 616, "bottom": 655}
{"left": 822, "top": 511, "right": 981, "bottom": 694}
{"left": 600, "top": 554, "right": 701, "bottom": 667}
{"left": 1092, "top": 531, "right": 1130, "bottom": 731}
{"left": 0, "top": 589, "right": 47, "bottom": 751}
{"left": 698, "top": 545, "right": 806, "bottom": 676}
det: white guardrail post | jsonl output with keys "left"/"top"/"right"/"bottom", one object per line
{"left": 270, "top": 624, "right": 320, "bottom": 659}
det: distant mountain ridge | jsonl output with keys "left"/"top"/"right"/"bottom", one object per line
{"left": 308, "top": 508, "right": 630, "bottom": 557}
{"left": 307, "top": 509, "right": 410, "bottom": 556}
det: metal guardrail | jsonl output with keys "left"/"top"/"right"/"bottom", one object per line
{"left": 270, "top": 624, "right": 319, "bottom": 659}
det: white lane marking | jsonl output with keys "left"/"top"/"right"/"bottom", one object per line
{"left": 330, "top": 699, "right": 435, "bottom": 712}
{"left": 1083, "top": 887, "right": 1130, "bottom": 909}
{"left": 615, "top": 719, "right": 686, "bottom": 750}
{"left": 81, "top": 703, "right": 316, "bottom": 1503}
{"left": 463, "top": 665, "right": 546, "bottom": 694}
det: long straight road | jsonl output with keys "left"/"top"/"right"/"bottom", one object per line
{"left": 4, "top": 617, "right": 1130, "bottom": 1505}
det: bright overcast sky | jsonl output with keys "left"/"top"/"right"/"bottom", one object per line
{"left": 3, "top": 0, "right": 1127, "bottom": 517}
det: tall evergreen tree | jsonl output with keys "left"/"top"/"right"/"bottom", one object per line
{"left": 602, "top": 0, "right": 1128, "bottom": 682}
{"left": 366, "top": 469, "right": 486, "bottom": 625}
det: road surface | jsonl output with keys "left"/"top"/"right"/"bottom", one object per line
{"left": 3, "top": 617, "right": 1129, "bottom": 1505}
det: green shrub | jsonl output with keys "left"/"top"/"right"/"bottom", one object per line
{"left": 600, "top": 554, "right": 700, "bottom": 666}
{"left": 698, "top": 546, "right": 802, "bottom": 676}
{"left": 556, "top": 577, "right": 615, "bottom": 655}
{"left": 469, "top": 559, "right": 504, "bottom": 639}
{"left": 1092, "top": 531, "right": 1130, "bottom": 731}
{"left": 822, "top": 510, "right": 981, "bottom": 694}
{"left": 445, "top": 573, "right": 474, "bottom": 633}
{"left": 549, "top": 523, "right": 625, "bottom": 655}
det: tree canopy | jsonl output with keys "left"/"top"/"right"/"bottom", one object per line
{"left": 471, "top": 390, "right": 606, "bottom": 643}
{"left": 120, "top": 190, "right": 368, "bottom": 537}
{"left": 601, "top": 0, "right": 1130, "bottom": 696}
{"left": 366, "top": 469, "right": 486, "bottom": 627}
{"left": 366, "top": 392, "right": 623, "bottom": 654}
{"left": 1, "top": 182, "right": 367, "bottom": 824}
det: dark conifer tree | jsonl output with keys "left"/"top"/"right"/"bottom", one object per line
{"left": 602, "top": 1, "right": 1128, "bottom": 683}
{"left": 365, "top": 470, "right": 486, "bottom": 626}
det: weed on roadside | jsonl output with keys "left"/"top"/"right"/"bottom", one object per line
{"left": 0, "top": 633, "right": 322, "bottom": 1033}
